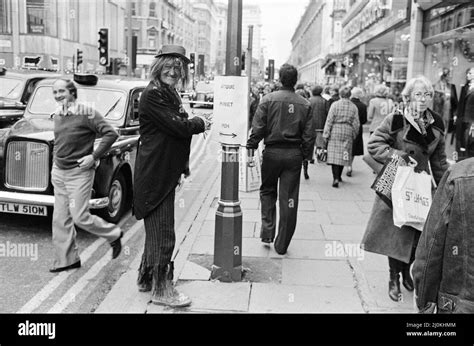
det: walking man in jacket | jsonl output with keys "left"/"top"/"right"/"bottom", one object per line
{"left": 413, "top": 157, "right": 474, "bottom": 313}
{"left": 246, "top": 64, "right": 313, "bottom": 255}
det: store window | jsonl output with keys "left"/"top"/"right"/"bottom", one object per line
{"left": 148, "top": 32, "right": 156, "bottom": 49}
{"left": 0, "top": 0, "right": 12, "bottom": 34}
{"left": 131, "top": 2, "right": 136, "bottom": 16}
{"left": 149, "top": 2, "right": 156, "bottom": 17}
{"left": 26, "top": 0, "right": 57, "bottom": 36}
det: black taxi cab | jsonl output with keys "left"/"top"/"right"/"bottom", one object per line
{"left": 0, "top": 67, "right": 61, "bottom": 125}
{"left": 0, "top": 74, "right": 147, "bottom": 223}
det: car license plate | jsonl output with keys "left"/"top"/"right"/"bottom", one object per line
{"left": 0, "top": 203, "right": 47, "bottom": 216}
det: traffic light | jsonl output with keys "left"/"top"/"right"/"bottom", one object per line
{"left": 265, "top": 67, "right": 269, "bottom": 80}
{"left": 242, "top": 52, "right": 246, "bottom": 70}
{"left": 76, "top": 49, "right": 83, "bottom": 68}
{"left": 98, "top": 28, "right": 109, "bottom": 66}
{"left": 268, "top": 59, "right": 275, "bottom": 81}
{"left": 189, "top": 53, "right": 195, "bottom": 74}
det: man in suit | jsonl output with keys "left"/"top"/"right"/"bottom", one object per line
{"left": 247, "top": 64, "right": 313, "bottom": 255}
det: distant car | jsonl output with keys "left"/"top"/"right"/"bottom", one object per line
{"left": 0, "top": 68, "right": 61, "bottom": 125}
{"left": 190, "top": 81, "right": 214, "bottom": 108}
{"left": 0, "top": 74, "right": 147, "bottom": 223}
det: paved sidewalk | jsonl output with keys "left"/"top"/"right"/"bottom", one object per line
{"left": 97, "top": 133, "right": 417, "bottom": 314}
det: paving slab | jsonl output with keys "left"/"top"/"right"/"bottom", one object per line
{"left": 297, "top": 199, "right": 315, "bottom": 211}
{"left": 292, "top": 223, "right": 325, "bottom": 240}
{"left": 328, "top": 212, "right": 370, "bottom": 225}
{"left": 355, "top": 200, "right": 374, "bottom": 213}
{"left": 312, "top": 200, "right": 360, "bottom": 213}
{"left": 363, "top": 270, "right": 416, "bottom": 312}
{"left": 321, "top": 224, "right": 366, "bottom": 242}
{"left": 282, "top": 259, "right": 355, "bottom": 287}
{"left": 179, "top": 260, "right": 211, "bottom": 281}
{"left": 317, "top": 190, "right": 360, "bottom": 201}
{"left": 295, "top": 211, "right": 331, "bottom": 224}
{"left": 248, "top": 283, "right": 364, "bottom": 313}
{"left": 268, "top": 239, "right": 347, "bottom": 260}
{"left": 240, "top": 198, "right": 259, "bottom": 210}
{"left": 173, "top": 281, "right": 251, "bottom": 312}
{"left": 357, "top": 252, "right": 388, "bottom": 273}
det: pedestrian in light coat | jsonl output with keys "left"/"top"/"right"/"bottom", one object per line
{"left": 133, "top": 45, "right": 212, "bottom": 308}
{"left": 361, "top": 76, "right": 448, "bottom": 303}
{"left": 367, "top": 84, "right": 394, "bottom": 135}
{"left": 347, "top": 87, "right": 368, "bottom": 176}
{"left": 322, "top": 87, "right": 360, "bottom": 188}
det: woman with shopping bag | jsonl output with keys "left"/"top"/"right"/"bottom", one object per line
{"left": 361, "top": 76, "right": 449, "bottom": 302}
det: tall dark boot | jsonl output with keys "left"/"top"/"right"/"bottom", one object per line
{"left": 402, "top": 264, "right": 414, "bottom": 291}
{"left": 388, "top": 269, "right": 402, "bottom": 302}
{"left": 388, "top": 257, "right": 402, "bottom": 302}
{"left": 303, "top": 160, "right": 309, "bottom": 180}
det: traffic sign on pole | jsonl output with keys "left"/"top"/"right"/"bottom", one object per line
{"left": 212, "top": 0, "right": 244, "bottom": 283}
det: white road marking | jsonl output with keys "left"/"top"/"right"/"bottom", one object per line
{"left": 17, "top": 215, "right": 131, "bottom": 313}
{"left": 48, "top": 220, "right": 143, "bottom": 313}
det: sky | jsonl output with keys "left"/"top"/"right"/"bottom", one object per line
{"left": 245, "top": 0, "right": 310, "bottom": 67}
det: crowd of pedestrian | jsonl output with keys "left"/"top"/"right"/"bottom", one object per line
{"left": 246, "top": 62, "right": 474, "bottom": 314}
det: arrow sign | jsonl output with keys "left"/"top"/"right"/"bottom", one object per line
{"left": 219, "top": 132, "right": 237, "bottom": 138}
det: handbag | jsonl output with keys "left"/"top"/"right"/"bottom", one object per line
{"left": 316, "top": 148, "right": 327, "bottom": 163}
{"left": 391, "top": 166, "right": 432, "bottom": 231}
{"left": 370, "top": 153, "right": 409, "bottom": 207}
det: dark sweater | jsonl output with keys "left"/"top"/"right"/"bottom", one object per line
{"left": 53, "top": 102, "right": 119, "bottom": 169}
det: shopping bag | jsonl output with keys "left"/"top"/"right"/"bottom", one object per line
{"left": 370, "top": 153, "right": 409, "bottom": 207}
{"left": 316, "top": 148, "right": 327, "bottom": 163}
{"left": 391, "top": 166, "right": 432, "bottom": 231}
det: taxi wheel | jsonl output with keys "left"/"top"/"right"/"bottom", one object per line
{"left": 100, "top": 172, "right": 127, "bottom": 224}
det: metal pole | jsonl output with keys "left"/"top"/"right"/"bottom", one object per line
{"left": 247, "top": 25, "right": 253, "bottom": 85}
{"left": 211, "top": 0, "right": 243, "bottom": 282}
{"left": 126, "top": 0, "right": 133, "bottom": 77}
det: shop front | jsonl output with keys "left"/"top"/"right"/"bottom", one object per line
{"left": 421, "top": 2, "right": 474, "bottom": 97}
{"left": 341, "top": 0, "right": 411, "bottom": 96}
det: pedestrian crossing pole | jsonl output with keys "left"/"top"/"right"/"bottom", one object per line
{"left": 211, "top": 0, "right": 243, "bottom": 282}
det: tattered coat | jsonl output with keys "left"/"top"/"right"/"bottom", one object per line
{"left": 133, "top": 81, "right": 205, "bottom": 220}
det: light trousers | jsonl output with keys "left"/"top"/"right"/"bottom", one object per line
{"left": 51, "top": 164, "right": 120, "bottom": 268}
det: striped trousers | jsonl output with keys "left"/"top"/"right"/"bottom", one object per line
{"left": 137, "top": 189, "right": 175, "bottom": 295}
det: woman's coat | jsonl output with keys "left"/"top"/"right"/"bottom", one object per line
{"left": 323, "top": 98, "right": 360, "bottom": 166}
{"left": 361, "top": 109, "right": 449, "bottom": 263}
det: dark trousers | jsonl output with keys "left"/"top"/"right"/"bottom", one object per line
{"left": 331, "top": 164, "right": 343, "bottom": 180}
{"left": 260, "top": 147, "right": 303, "bottom": 254}
{"left": 138, "top": 189, "right": 176, "bottom": 295}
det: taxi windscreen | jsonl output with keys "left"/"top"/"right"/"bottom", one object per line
{"left": 28, "top": 85, "right": 127, "bottom": 121}
{"left": 0, "top": 77, "right": 25, "bottom": 100}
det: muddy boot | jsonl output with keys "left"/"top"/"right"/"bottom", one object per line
{"left": 402, "top": 264, "right": 414, "bottom": 291}
{"left": 388, "top": 270, "right": 402, "bottom": 302}
{"left": 151, "top": 262, "right": 191, "bottom": 308}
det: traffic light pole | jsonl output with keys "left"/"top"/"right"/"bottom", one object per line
{"left": 211, "top": 0, "right": 243, "bottom": 282}
{"left": 126, "top": 0, "right": 133, "bottom": 77}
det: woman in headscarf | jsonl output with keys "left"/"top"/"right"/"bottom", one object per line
{"left": 133, "top": 45, "right": 212, "bottom": 307}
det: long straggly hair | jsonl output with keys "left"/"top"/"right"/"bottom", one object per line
{"left": 149, "top": 55, "right": 188, "bottom": 89}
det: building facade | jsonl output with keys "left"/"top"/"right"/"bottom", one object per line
{"left": 214, "top": 1, "right": 227, "bottom": 76}
{"left": 242, "top": 4, "right": 263, "bottom": 80}
{"left": 288, "top": 0, "right": 345, "bottom": 85}
{"left": 130, "top": 0, "right": 197, "bottom": 78}
{"left": 0, "top": 0, "right": 127, "bottom": 73}
{"left": 192, "top": 0, "right": 218, "bottom": 77}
